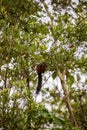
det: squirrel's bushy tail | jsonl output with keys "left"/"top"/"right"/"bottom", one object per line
{"left": 36, "top": 73, "right": 42, "bottom": 94}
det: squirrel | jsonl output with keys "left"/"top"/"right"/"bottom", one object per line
{"left": 36, "top": 62, "right": 47, "bottom": 94}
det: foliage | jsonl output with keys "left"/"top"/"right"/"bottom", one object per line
{"left": 70, "top": 88, "right": 87, "bottom": 130}
{"left": 0, "top": 0, "right": 87, "bottom": 129}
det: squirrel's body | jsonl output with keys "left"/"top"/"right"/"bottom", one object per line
{"left": 36, "top": 63, "right": 47, "bottom": 94}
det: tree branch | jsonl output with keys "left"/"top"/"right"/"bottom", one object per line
{"left": 57, "top": 69, "right": 79, "bottom": 129}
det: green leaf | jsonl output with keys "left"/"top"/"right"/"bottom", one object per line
{"left": 52, "top": 71, "right": 57, "bottom": 79}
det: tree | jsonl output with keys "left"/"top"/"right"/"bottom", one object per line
{"left": 0, "top": 0, "right": 87, "bottom": 129}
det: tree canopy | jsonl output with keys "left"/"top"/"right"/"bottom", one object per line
{"left": 0, "top": 0, "right": 87, "bottom": 129}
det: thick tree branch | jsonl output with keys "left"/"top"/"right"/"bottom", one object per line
{"left": 57, "top": 69, "right": 79, "bottom": 129}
